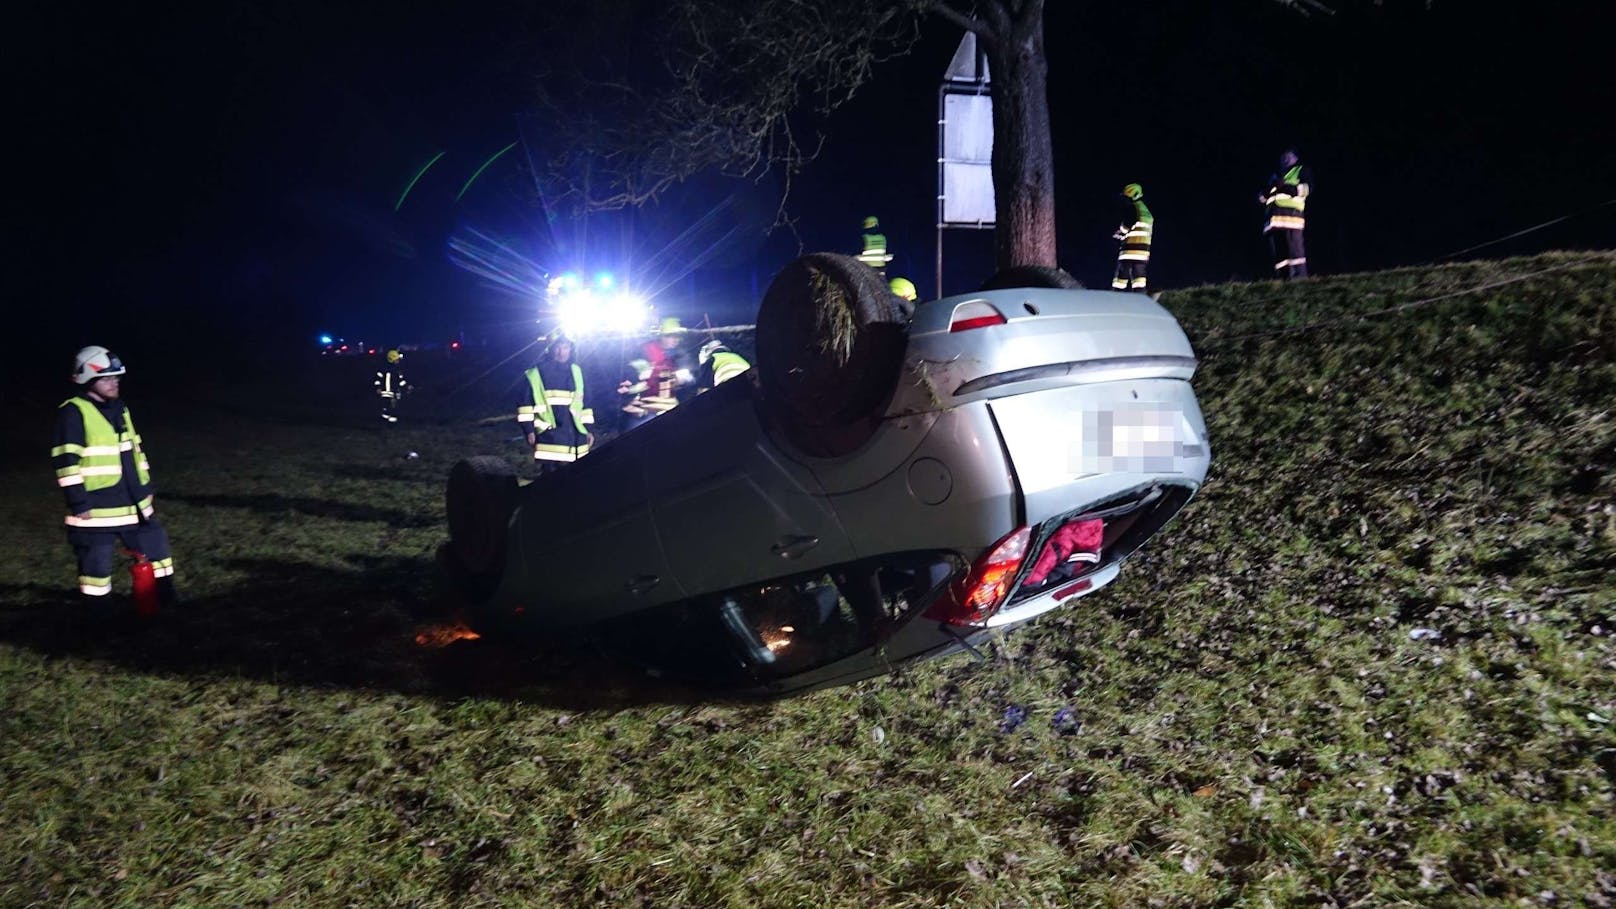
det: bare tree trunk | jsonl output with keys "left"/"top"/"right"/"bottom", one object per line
{"left": 985, "top": 5, "right": 1056, "bottom": 270}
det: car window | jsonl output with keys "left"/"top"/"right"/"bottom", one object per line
{"left": 717, "top": 551, "right": 960, "bottom": 680}
{"left": 597, "top": 551, "right": 961, "bottom": 689}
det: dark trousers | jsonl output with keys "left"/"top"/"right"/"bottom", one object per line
{"left": 1112, "top": 258, "right": 1148, "bottom": 292}
{"left": 68, "top": 518, "right": 173, "bottom": 597}
{"left": 1267, "top": 228, "right": 1307, "bottom": 278}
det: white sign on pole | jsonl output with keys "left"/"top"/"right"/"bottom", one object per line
{"left": 937, "top": 31, "right": 995, "bottom": 297}
{"left": 938, "top": 32, "right": 993, "bottom": 228}
{"left": 941, "top": 93, "right": 994, "bottom": 226}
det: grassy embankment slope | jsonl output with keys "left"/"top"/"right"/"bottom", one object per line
{"left": 1, "top": 252, "right": 1612, "bottom": 907}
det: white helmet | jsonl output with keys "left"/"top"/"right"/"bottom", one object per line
{"left": 72, "top": 346, "right": 126, "bottom": 385}
{"left": 698, "top": 338, "right": 724, "bottom": 365}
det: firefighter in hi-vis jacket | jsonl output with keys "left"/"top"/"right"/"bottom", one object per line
{"left": 50, "top": 346, "right": 178, "bottom": 605}
{"left": 1260, "top": 148, "right": 1312, "bottom": 279}
{"left": 518, "top": 333, "right": 593, "bottom": 471}
{"left": 858, "top": 215, "right": 894, "bottom": 276}
{"left": 375, "top": 349, "right": 407, "bottom": 423}
{"left": 1112, "top": 183, "right": 1154, "bottom": 293}
{"left": 696, "top": 337, "right": 751, "bottom": 392}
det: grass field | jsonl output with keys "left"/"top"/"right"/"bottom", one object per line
{"left": 2, "top": 252, "right": 1613, "bottom": 907}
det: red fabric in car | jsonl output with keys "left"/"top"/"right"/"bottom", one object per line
{"left": 1023, "top": 518, "right": 1104, "bottom": 586}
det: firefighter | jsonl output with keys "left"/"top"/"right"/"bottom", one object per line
{"left": 375, "top": 349, "right": 407, "bottom": 422}
{"left": 616, "top": 357, "right": 655, "bottom": 432}
{"left": 1111, "top": 183, "right": 1153, "bottom": 292}
{"left": 519, "top": 332, "right": 593, "bottom": 470}
{"left": 1260, "top": 148, "right": 1311, "bottom": 279}
{"left": 696, "top": 338, "right": 751, "bottom": 392}
{"left": 888, "top": 276, "right": 918, "bottom": 302}
{"left": 858, "top": 215, "right": 893, "bottom": 275}
{"left": 50, "top": 346, "right": 178, "bottom": 606}
{"left": 617, "top": 317, "right": 690, "bottom": 429}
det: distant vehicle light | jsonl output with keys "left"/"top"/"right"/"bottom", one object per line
{"left": 450, "top": 340, "right": 462, "bottom": 350}
{"left": 319, "top": 334, "right": 334, "bottom": 345}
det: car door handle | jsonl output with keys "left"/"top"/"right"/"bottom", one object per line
{"left": 625, "top": 574, "right": 660, "bottom": 595}
{"left": 771, "top": 535, "right": 820, "bottom": 560}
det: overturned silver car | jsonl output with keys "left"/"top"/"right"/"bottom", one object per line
{"left": 444, "top": 256, "right": 1210, "bottom": 695}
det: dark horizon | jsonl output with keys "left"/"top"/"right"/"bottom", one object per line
{"left": 10, "top": 0, "right": 1614, "bottom": 386}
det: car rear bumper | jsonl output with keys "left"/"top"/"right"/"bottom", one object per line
{"left": 989, "top": 377, "right": 1210, "bottom": 527}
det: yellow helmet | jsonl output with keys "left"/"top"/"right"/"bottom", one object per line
{"left": 386, "top": 349, "right": 403, "bottom": 364}
{"left": 862, "top": 215, "right": 879, "bottom": 230}
{"left": 658, "top": 316, "right": 683, "bottom": 335}
{"left": 888, "top": 277, "right": 918, "bottom": 301}
{"left": 1122, "top": 183, "right": 1145, "bottom": 201}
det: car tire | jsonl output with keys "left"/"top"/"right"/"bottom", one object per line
{"left": 756, "top": 253, "right": 909, "bottom": 458}
{"left": 977, "top": 265, "right": 1083, "bottom": 291}
{"left": 445, "top": 456, "right": 517, "bottom": 598}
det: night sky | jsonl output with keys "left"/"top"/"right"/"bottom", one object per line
{"left": 11, "top": 1, "right": 1614, "bottom": 385}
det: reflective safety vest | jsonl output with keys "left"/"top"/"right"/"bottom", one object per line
{"left": 519, "top": 364, "right": 592, "bottom": 434}
{"left": 1264, "top": 164, "right": 1309, "bottom": 232}
{"left": 858, "top": 230, "right": 893, "bottom": 269}
{"left": 1118, "top": 199, "right": 1155, "bottom": 262}
{"left": 709, "top": 351, "right": 750, "bottom": 387}
{"left": 52, "top": 397, "right": 154, "bottom": 528}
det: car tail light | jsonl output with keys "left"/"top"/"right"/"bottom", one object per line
{"left": 948, "top": 301, "right": 1007, "bottom": 332}
{"left": 924, "top": 526, "right": 1032, "bottom": 626}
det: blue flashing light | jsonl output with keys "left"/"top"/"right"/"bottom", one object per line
{"left": 319, "top": 334, "right": 334, "bottom": 345}
{"left": 595, "top": 272, "right": 615, "bottom": 288}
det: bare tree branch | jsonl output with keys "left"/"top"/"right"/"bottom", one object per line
{"left": 929, "top": 1, "right": 994, "bottom": 40}
{"left": 527, "top": 0, "right": 926, "bottom": 216}
{"left": 526, "top": 0, "right": 1402, "bottom": 246}
{"left": 1273, "top": 0, "right": 1339, "bottom": 16}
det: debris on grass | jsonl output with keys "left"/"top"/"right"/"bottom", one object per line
{"left": 413, "top": 621, "right": 481, "bottom": 648}
{"left": 998, "top": 704, "right": 1028, "bottom": 733}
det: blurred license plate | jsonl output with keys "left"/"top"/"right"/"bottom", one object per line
{"left": 1069, "top": 404, "right": 1195, "bottom": 475}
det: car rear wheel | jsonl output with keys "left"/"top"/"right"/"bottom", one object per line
{"left": 977, "top": 265, "right": 1082, "bottom": 291}
{"left": 445, "top": 456, "right": 517, "bottom": 601}
{"left": 756, "top": 253, "right": 908, "bottom": 458}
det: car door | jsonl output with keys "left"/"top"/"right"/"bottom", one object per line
{"left": 506, "top": 431, "right": 683, "bottom": 626}
{"left": 645, "top": 381, "right": 855, "bottom": 598}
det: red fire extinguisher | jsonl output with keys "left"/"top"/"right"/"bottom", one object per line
{"left": 130, "top": 551, "right": 160, "bottom": 618}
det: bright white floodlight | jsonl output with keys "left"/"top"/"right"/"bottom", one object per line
{"left": 549, "top": 275, "right": 651, "bottom": 338}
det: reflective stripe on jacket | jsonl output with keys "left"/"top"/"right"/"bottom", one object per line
{"left": 518, "top": 364, "right": 592, "bottom": 433}
{"left": 1118, "top": 199, "right": 1155, "bottom": 262}
{"left": 710, "top": 351, "right": 750, "bottom": 386}
{"left": 51, "top": 397, "right": 153, "bottom": 527}
{"left": 1264, "top": 164, "right": 1310, "bottom": 232}
{"left": 375, "top": 370, "right": 405, "bottom": 399}
{"left": 858, "top": 231, "right": 892, "bottom": 268}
